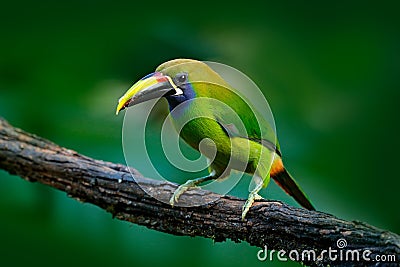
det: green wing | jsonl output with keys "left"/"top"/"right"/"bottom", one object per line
{"left": 202, "top": 82, "right": 280, "bottom": 154}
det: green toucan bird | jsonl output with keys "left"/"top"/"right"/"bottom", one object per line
{"left": 116, "top": 59, "right": 315, "bottom": 219}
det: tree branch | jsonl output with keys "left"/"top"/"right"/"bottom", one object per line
{"left": 0, "top": 117, "right": 398, "bottom": 266}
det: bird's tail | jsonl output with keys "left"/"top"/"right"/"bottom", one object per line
{"left": 272, "top": 169, "right": 315, "bottom": 210}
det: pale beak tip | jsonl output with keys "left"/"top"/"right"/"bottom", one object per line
{"left": 116, "top": 100, "right": 125, "bottom": 115}
{"left": 115, "top": 104, "right": 122, "bottom": 115}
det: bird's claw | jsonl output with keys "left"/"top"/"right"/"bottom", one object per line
{"left": 241, "top": 192, "right": 262, "bottom": 220}
{"left": 169, "top": 180, "right": 197, "bottom": 206}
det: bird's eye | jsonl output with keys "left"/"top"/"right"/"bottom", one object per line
{"left": 175, "top": 73, "right": 188, "bottom": 84}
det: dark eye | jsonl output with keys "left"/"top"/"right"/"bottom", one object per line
{"left": 175, "top": 73, "right": 188, "bottom": 84}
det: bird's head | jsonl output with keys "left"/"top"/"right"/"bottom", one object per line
{"left": 116, "top": 59, "right": 228, "bottom": 114}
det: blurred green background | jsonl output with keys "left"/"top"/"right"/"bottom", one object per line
{"left": 0, "top": 1, "right": 399, "bottom": 266}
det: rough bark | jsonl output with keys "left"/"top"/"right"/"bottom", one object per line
{"left": 0, "top": 117, "right": 398, "bottom": 267}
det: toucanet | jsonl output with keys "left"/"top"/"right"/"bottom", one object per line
{"left": 116, "top": 59, "right": 315, "bottom": 220}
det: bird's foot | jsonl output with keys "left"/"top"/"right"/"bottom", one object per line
{"left": 241, "top": 192, "right": 263, "bottom": 220}
{"left": 169, "top": 179, "right": 198, "bottom": 206}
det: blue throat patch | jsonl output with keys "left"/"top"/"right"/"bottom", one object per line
{"left": 165, "top": 82, "right": 196, "bottom": 115}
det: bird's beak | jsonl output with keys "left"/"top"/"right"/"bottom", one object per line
{"left": 116, "top": 72, "right": 177, "bottom": 115}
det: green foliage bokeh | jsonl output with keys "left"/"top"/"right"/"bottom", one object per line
{"left": 0, "top": 1, "right": 399, "bottom": 266}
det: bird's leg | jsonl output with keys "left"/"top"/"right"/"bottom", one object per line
{"left": 242, "top": 175, "right": 269, "bottom": 220}
{"left": 169, "top": 173, "right": 217, "bottom": 206}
